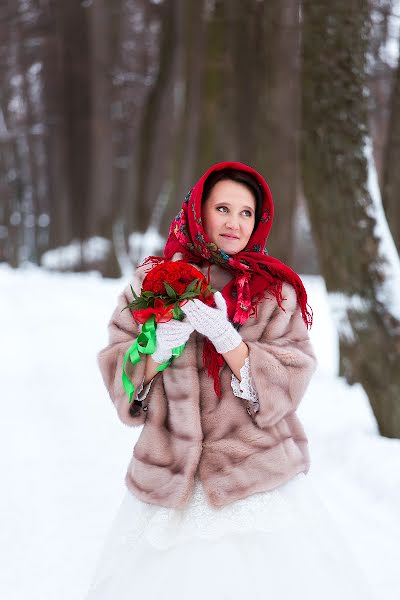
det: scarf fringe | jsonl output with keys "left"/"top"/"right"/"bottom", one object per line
{"left": 137, "top": 243, "right": 313, "bottom": 401}
{"left": 202, "top": 338, "right": 224, "bottom": 399}
{"left": 138, "top": 255, "right": 165, "bottom": 272}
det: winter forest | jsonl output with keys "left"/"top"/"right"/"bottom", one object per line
{"left": 1, "top": 1, "right": 400, "bottom": 599}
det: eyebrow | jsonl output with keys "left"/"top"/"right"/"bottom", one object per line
{"left": 214, "top": 201, "right": 254, "bottom": 211}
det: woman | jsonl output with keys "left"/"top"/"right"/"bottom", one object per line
{"left": 85, "top": 161, "right": 374, "bottom": 599}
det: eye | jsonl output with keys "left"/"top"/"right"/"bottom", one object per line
{"left": 215, "top": 206, "right": 253, "bottom": 217}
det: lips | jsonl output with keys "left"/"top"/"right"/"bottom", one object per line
{"left": 220, "top": 234, "right": 240, "bottom": 240}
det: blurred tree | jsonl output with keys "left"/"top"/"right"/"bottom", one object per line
{"left": 255, "top": 0, "right": 302, "bottom": 266}
{"left": 44, "top": 1, "right": 72, "bottom": 254}
{"left": 0, "top": 0, "right": 318, "bottom": 276}
{"left": 0, "top": 0, "right": 52, "bottom": 266}
{"left": 162, "top": 0, "right": 305, "bottom": 267}
{"left": 0, "top": 2, "right": 19, "bottom": 267}
{"left": 365, "top": 0, "right": 400, "bottom": 255}
{"left": 368, "top": 0, "right": 395, "bottom": 185}
{"left": 58, "top": 1, "right": 92, "bottom": 268}
{"left": 88, "top": 0, "right": 165, "bottom": 276}
{"left": 382, "top": 30, "right": 400, "bottom": 254}
{"left": 301, "top": 0, "right": 400, "bottom": 438}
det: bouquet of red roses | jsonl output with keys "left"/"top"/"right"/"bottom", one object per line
{"left": 121, "top": 260, "right": 216, "bottom": 402}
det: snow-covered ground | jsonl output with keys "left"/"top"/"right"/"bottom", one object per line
{"left": 0, "top": 263, "right": 399, "bottom": 600}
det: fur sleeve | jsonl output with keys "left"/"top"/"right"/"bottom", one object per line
{"left": 97, "top": 269, "right": 150, "bottom": 427}
{"left": 246, "top": 282, "right": 317, "bottom": 428}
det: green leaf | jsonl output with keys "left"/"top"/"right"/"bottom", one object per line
{"left": 127, "top": 297, "right": 150, "bottom": 310}
{"left": 173, "top": 303, "right": 184, "bottom": 320}
{"left": 164, "top": 281, "right": 177, "bottom": 299}
{"left": 130, "top": 284, "right": 139, "bottom": 300}
{"left": 123, "top": 300, "right": 137, "bottom": 310}
{"left": 185, "top": 279, "right": 199, "bottom": 293}
{"left": 179, "top": 290, "right": 198, "bottom": 300}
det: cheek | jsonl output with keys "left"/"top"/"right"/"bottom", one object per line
{"left": 244, "top": 219, "right": 255, "bottom": 238}
{"left": 202, "top": 209, "right": 220, "bottom": 236}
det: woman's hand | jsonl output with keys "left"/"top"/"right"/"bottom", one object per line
{"left": 152, "top": 318, "right": 194, "bottom": 363}
{"left": 180, "top": 291, "right": 242, "bottom": 354}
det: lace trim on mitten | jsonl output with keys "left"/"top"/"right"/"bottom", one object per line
{"left": 231, "top": 356, "right": 260, "bottom": 413}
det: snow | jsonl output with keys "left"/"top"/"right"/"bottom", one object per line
{"left": 41, "top": 236, "right": 112, "bottom": 270}
{"left": 329, "top": 291, "right": 373, "bottom": 343}
{"left": 39, "top": 230, "right": 165, "bottom": 278}
{"left": 327, "top": 137, "right": 400, "bottom": 331}
{"left": 365, "top": 135, "right": 400, "bottom": 320}
{"left": 128, "top": 226, "right": 165, "bottom": 266}
{"left": 0, "top": 263, "right": 399, "bottom": 600}
{"left": 377, "top": 1, "right": 400, "bottom": 68}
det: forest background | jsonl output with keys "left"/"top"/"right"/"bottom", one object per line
{"left": 1, "top": 0, "right": 400, "bottom": 438}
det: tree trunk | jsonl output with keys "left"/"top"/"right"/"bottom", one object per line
{"left": 161, "top": 0, "right": 206, "bottom": 235}
{"left": 301, "top": 0, "right": 400, "bottom": 438}
{"left": 254, "top": 0, "right": 301, "bottom": 265}
{"left": 381, "top": 41, "right": 400, "bottom": 254}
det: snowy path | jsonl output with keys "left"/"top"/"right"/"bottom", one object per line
{"left": 0, "top": 265, "right": 398, "bottom": 600}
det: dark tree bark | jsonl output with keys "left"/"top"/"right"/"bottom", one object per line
{"left": 134, "top": 0, "right": 184, "bottom": 235}
{"left": 161, "top": 0, "right": 206, "bottom": 233}
{"left": 253, "top": 0, "right": 301, "bottom": 266}
{"left": 86, "top": 0, "right": 119, "bottom": 277}
{"left": 59, "top": 1, "right": 92, "bottom": 268}
{"left": 43, "top": 3, "right": 72, "bottom": 253}
{"left": 301, "top": 0, "right": 400, "bottom": 438}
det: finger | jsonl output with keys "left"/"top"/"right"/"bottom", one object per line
{"left": 180, "top": 303, "right": 196, "bottom": 317}
{"left": 213, "top": 291, "right": 227, "bottom": 315}
{"left": 172, "top": 252, "right": 184, "bottom": 262}
{"left": 181, "top": 298, "right": 200, "bottom": 310}
{"left": 180, "top": 305, "right": 199, "bottom": 327}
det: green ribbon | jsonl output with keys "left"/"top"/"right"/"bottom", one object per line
{"left": 122, "top": 315, "right": 186, "bottom": 403}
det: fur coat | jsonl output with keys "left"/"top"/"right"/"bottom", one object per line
{"left": 97, "top": 261, "right": 317, "bottom": 509}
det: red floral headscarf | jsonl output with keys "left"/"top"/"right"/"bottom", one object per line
{"left": 139, "top": 160, "right": 313, "bottom": 397}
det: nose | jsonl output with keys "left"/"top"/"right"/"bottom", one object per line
{"left": 225, "top": 217, "right": 240, "bottom": 230}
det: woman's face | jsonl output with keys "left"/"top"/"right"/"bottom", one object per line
{"left": 201, "top": 179, "right": 256, "bottom": 255}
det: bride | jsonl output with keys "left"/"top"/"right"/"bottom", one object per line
{"left": 85, "top": 161, "right": 375, "bottom": 599}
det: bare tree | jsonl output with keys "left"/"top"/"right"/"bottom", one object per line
{"left": 301, "top": 0, "right": 400, "bottom": 438}
{"left": 0, "top": 0, "right": 52, "bottom": 266}
{"left": 254, "top": 0, "right": 302, "bottom": 265}
{"left": 0, "top": 0, "right": 308, "bottom": 277}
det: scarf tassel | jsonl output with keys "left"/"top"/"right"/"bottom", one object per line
{"left": 233, "top": 273, "right": 252, "bottom": 325}
{"left": 202, "top": 338, "right": 224, "bottom": 399}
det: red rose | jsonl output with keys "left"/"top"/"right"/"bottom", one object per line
{"left": 125, "top": 260, "right": 216, "bottom": 326}
{"left": 142, "top": 261, "right": 210, "bottom": 298}
{"left": 133, "top": 298, "right": 174, "bottom": 324}
{"left": 122, "top": 261, "right": 216, "bottom": 404}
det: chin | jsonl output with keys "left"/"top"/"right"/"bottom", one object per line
{"left": 220, "top": 243, "right": 245, "bottom": 254}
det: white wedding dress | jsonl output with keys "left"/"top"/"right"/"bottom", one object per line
{"left": 84, "top": 360, "right": 375, "bottom": 600}
{"left": 84, "top": 471, "right": 375, "bottom": 600}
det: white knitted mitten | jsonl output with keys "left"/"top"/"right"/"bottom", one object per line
{"left": 152, "top": 318, "right": 194, "bottom": 363}
{"left": 180, "top": 291, "right": 242, "bottom": 354}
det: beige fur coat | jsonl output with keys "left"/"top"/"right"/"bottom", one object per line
{"left": 97, "top": 261, "right": 317, "bottom": 509}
